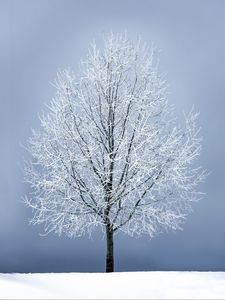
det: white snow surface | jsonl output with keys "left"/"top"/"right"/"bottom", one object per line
{"left": 0, "top": 271, "right": 225, "bottom": 299}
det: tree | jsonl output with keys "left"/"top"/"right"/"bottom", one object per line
{"left": 24, "top": 33, "right": 206, "bottom": 272}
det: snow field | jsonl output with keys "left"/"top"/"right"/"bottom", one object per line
{"left": 0, "top": 271, "right": 225, "bottom": 299}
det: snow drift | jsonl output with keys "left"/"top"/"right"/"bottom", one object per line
{"left": 0, "top": 271, "right": 225, "bottom": 299}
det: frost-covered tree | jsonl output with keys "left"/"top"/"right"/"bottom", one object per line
{"left": 24, "top": 33, "right": 206, "bottom": 272}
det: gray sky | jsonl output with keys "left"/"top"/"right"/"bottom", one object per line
{"left": 1, "top": 0, "right": 225, "bottom": 272}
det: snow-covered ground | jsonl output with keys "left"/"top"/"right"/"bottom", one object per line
{"left": 0, "top": 271, "right": 225, "bottom": 299}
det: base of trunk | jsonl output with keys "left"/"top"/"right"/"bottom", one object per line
{"left": 106, "top": 226, "right": 114, "bottom": 272}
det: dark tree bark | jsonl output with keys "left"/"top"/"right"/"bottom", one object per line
{"left": 106, "top": 224, "right": 114, "bottom": 272}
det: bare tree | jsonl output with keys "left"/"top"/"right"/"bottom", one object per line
{"left": 24, "top": 33, "right": 206, "bottom": 272}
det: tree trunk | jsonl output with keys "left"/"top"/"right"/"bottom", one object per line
{"left": 106, "top": 225, "right": 114, "bottom": 272}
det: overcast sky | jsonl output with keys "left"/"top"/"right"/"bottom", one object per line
{"left": 1, "top": 0, "right": 225, "bottom": 272}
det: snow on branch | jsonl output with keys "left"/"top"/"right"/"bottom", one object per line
{"left": 23, "top": 33, "right": 206, "bottom": 238}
